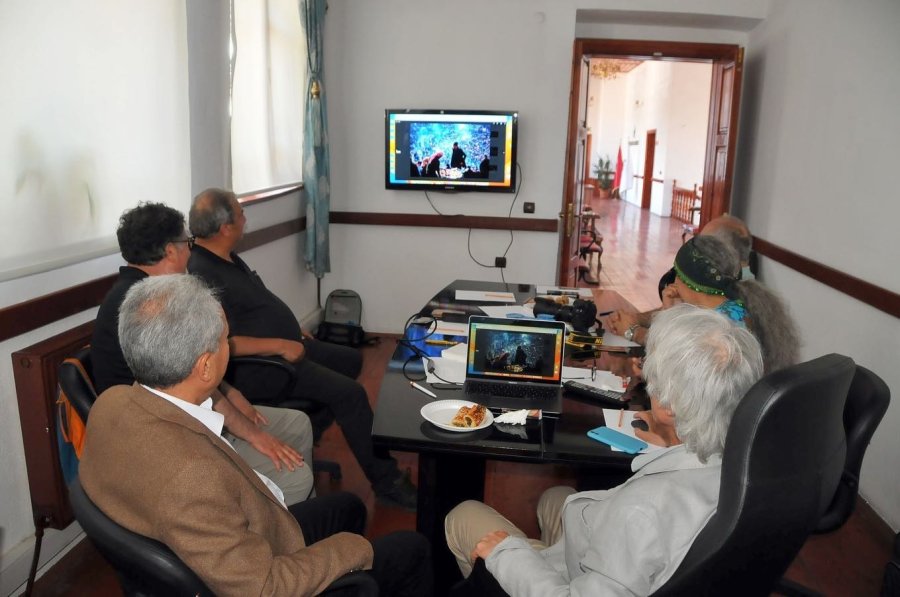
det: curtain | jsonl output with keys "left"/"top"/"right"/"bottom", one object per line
{"left": 300, "top": 0, "right": 330, "bottom": 277}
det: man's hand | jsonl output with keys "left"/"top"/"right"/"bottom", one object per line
{"left": 219, "top": 383, "right": 269, "bottom": 426}
{"left": 607, "top": 355, "right": 642, "bottom": 380}
{"left": 301, "top": 330, "right": 315, "bottom": 341}
{"left": 661, "top": 285, "right": 683, "bottom": 309}
{"left": 250, "top": 430, "right": 304, "bottom": 472}
{"left": 278, "top": 339, "right": 306, "bottom": 363}
{"left": 607, "top": 310, "right": 639, "bottom": 336}
{"left": 470, "top": 531, "right": 510, "bottom": 563}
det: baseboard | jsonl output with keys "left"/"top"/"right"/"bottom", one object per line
{"left": 1, "top": 523, "right": 84, "bottom": 596}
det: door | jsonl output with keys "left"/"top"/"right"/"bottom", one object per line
{"left": 557, "top": 56, "right": 590, "bottom": 287}
{"left": 558, "top": 40, "right": 744, "bottom": 286}
{"left": 701, "top": 50, "right": 743, "bottom": 227}
{"left": 641, "top": 129, "right": 656, "bottom": 210}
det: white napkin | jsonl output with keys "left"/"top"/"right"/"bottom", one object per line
{"left": 494, "top": 409, "right": 529, "bottom": 425}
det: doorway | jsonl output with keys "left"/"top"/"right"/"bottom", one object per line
{"left": 557, "top": 39, "right": 744, "bottom": 288}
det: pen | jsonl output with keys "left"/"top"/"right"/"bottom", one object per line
{"left": 597, "top": 310, "right": 615, "bottom": 317}
{"left": 410, "top": 381, "right": 438, "bottom": 398}
{"left": 425, "top": 339, "right": 459, "bottom": 346}
{"left": 484, "top": 292, "right": 513, "bottom": 298}
{"left": 617, "top": 409, "right": 624, "bottom": 428}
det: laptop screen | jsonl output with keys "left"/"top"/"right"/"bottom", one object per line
{"left": 466, "top": 317, "right": 565, "bottom": 385}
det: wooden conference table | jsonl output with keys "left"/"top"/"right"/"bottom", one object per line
{"left": 371, "top": 279, "right": 645, "bottom": 589}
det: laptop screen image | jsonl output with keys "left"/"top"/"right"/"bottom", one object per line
{"left": 466, "top": 318, "right": 564, "bottom": 386}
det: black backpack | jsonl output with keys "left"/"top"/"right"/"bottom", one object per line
{"left": 316, "top": 289, "right": 371, "bottom": 347}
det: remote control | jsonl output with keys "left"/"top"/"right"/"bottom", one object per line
{"left": 563, "top": 380, "right": 628, "bottom": 409}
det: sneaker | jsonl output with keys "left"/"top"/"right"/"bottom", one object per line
{"left": 375, "top": 468, "right": 418, "bottom": 511}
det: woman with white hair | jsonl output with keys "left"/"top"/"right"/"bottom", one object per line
{"left": 445, "top": 304, "right": 764, "bottom": 596}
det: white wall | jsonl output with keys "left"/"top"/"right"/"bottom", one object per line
{"left": 734, "top": 0, "right": 900, "bottom": 529}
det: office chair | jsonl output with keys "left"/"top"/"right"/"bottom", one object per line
{"left": 226, "top": 355, "right": 343, "bottom": 480}
{"left": 814, "top": 365, "right": 890, "bottom": 533}
{"left": 451, "top": 354, "right": 855, "bottom": 597}
{"left": 69, "top": 477, "right": 377, "bottom": 596}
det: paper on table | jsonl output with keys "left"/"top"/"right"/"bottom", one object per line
{"left": 455, "top": 290, "right": 516, "bottom": 303}
{"left": 441, "top": 342, "right": 468, "bottom": 363}
{"left": 422, "top": 356, "right": 466, "bottom": 384}
{"left": 600, "top": 332, "right": 642, "bottom": 348}
{"left": 433, "top": 321, "right": 469, "bottom": 337}
{"left": 535, "top": 285, "right": 593, "bottom": 298}
{"left": 477, "top": 304, "right": 534, "bottom": 319}
{"left": 601, "top": 408, "right": 664, "bottom": 453}
{"left": 562, "top": 366, "right": 626, "bottom": 392}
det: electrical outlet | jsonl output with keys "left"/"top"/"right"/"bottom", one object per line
{"left": 495, "top": 257, "right": 507, "bottom": 268}
{"left": 523, "top": 202, "right": 535, "bottom": 214}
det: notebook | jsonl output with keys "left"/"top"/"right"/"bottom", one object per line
{"left": 463, "top": 316, "right": 565, "bottom": 415}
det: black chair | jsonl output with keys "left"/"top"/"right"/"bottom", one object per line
{"left": 814, "top": 365, "right": 890, "bottom": 533}
{"left": 227, "top": 355, "right": 343, "bottom": 480}
{"left": 69, "top": 477, "right": 377, "bottom": 596}
{"left": 451, "top": 354, "right": 855, "bottom": 597}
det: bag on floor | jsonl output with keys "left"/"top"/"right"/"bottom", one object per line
{"left": 317, "top": 289, "right": 374, "bottom": 347}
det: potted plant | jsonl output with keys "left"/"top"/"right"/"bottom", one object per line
{"left": 592, "top": 155, "right": 614, "bottom": 199}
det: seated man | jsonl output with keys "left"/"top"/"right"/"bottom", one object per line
{"left": 80, "top": 274, "right": 432, "bottom": 596}
{"left": 91, "top": 202, "right": 315, "bottom": 506}
{"left": 445, "top": 305, "right": 764, "bottom": 596}
{"left": 187, "top": 188, "right": 416, "bottom": 509}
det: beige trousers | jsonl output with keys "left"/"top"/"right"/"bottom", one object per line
{"left": 444, "top": 485, "right": 577, "bottom": 577}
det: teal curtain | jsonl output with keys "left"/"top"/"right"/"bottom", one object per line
{"left": 300, "top": 0, "right": 330, "bottom": 277}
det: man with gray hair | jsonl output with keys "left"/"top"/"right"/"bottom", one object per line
{"left": 445, "top": 304, "right": 764, "bottom": 596}
{"left": 91, "top": 202, "right": 315, "bottom": 506}
{"left": 80, "top": 274, "right": 433, "bottom": 596}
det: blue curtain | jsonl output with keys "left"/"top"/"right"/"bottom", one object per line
{"left": 300, "top": 0, "right": 330, "bottom": 277}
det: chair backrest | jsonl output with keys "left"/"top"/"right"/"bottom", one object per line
{"left": 653, "top": 353, "right": 855, "bottom": 597}
{"left": 816, "top": 365, "right": 890, "bottom": 533}
{"left": 58, "top": 346, "right": 97, "bottom": 423}
{"left": 69, "top": 476, "right": 214, "bottom": 597}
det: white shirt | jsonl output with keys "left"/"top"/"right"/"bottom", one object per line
{"left": 142, "top": 385, "right": 287, "bottom": 508}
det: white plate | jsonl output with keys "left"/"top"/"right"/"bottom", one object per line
{"left": 420, "top": 399, "right": 494, "bottom": 432}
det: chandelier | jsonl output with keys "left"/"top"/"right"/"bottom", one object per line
{"left": 590, "top": 58, "right": 642, "bottom": 80}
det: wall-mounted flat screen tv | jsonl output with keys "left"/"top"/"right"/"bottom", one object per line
{"left": 385, "top": 109, "right": 518, "bottom": 193}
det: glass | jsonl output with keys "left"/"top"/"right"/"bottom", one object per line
{"left": 172, "top": 236, "right": 196, "bottom": 250}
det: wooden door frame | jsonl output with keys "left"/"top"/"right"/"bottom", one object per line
{"left": 557, "top": 39, "right": 743, "bottom": 284}
{"left": 641, "top": 129, "right": 657, "bottom": 210}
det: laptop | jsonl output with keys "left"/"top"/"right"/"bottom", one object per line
{"left": 463, "top": 316, "right": 565, "bottom": 415}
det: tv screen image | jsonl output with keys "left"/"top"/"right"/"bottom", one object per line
{"left": 385, "top": 109, "right": 518, "bottom": 193}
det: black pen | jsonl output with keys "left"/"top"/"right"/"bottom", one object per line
{"left": 597, "top": 310, "right": 615, "bottom": 317}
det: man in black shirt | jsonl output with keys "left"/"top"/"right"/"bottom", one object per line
{"left": 187, "top": 188, "right": 417, "bottom": 510}
{"left": 92, "top": 202, "right": 316, "bottom": 506}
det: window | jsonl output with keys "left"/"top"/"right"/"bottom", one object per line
{"left": 230, "top": 0, "right": 306, "bottom": 193}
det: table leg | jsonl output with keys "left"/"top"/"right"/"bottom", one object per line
{"left": 417, "top": 452, "right": 487, "bottom": 596}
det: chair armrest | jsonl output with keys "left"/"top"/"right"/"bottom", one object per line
{"left": 322, "top": 570, "right": 379, "bottom": 596}
{"left": 226, "top": 355, "right": 298, "bottom": 404}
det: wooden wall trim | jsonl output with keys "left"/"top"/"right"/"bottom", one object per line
{"left": 0, "top": 216, "right": 307, "bottom": 343}
{"left": 329, "top": 211, "right": 558, "bottom": 232}
{"left": 754, "top": 236, "right": 900, "bottom": 319}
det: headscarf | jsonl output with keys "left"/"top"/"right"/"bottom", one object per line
{"left": 673, "top": 237, "right": 742, "bottom": 300}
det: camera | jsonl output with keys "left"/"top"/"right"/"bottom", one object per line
{"left": 533, "top": 297, "right": 598, "bottom": 332}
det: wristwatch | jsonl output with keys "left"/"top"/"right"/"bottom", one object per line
{"left": 624, "top": 324, "right": 640, "bottom": 342}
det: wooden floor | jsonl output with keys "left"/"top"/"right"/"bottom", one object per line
{"left": 31, "top": 199, "right": 894, "bottom": 595}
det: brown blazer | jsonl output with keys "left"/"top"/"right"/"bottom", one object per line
{"left": 79, "top": 384, "right": 373, "bottom": 596}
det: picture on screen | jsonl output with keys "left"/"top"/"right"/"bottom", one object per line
{"left": 385, "top": 109, "right": 517, "bottom": 192}
{"left": 468, "top": 327, "right": 560, "bottom": 381}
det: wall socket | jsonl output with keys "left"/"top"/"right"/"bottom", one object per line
{"left": 523, "top": 202, "right": 535, "bottom": 213}
{"left": 495, "top": 257, "right": 507, "bottom": 268}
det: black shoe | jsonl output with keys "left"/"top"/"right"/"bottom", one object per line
{"left": 375, "top": 468, "right": 418, "bottom": 511}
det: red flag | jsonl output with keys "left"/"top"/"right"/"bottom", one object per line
{"left": 613, "top": 146, "right": 624, "bottom": 189}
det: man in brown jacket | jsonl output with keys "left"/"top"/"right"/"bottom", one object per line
{"left": 79, "top": 274, "right": 432, "bottom": 596}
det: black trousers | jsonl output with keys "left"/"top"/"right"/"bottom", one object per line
{"left": 289, "top": 492, "right": 433, "bottom": 597}
{"left": 292, "top": 339, "right": 399, "bottom": 492}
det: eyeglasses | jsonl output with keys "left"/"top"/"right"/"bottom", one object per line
{"left": 172, "top": 236, "right": 196, "bottom": 250}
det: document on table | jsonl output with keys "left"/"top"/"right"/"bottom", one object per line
{"left": 600, "top": 332, "right": 642, "bottom": 349}
{"left": 455, "top": 290, "right": 516, "bottom": 303}
{"left": 422, "top": 356, "right": 466, "bottom": 384}
{"left": 601, "top": 408, "right": 664, "bottom": 453}
{"left": 562, "top": 366, "right": 626, "bottom": 391}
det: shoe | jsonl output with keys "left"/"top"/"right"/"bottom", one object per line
{"left": 375, "top": 468, "right": 418, "bottom": 511}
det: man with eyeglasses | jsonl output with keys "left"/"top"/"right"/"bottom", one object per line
{"left": 91, "top": 202, "right": 316, "bottom": 506}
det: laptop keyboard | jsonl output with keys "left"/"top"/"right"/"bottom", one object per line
{"left": 466, "top": 381, "right": 558, "bottom": 399}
